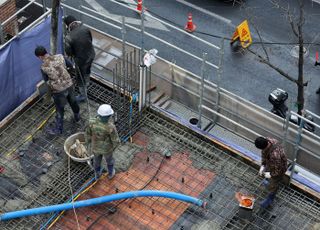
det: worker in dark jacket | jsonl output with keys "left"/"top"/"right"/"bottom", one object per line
{"left": 64, "top": 15, "right": 95, "bottom": 102}
{"left": 255, "top": 136, "right": 287, "bottom": 208}
{"left": 86, "top": 104, "right": 120, "bottom": 180}
{"left": 35, "top": 46, "right": 80, "bottom": 135}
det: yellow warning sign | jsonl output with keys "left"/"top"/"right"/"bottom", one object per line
{"left": 231, "top": 20, "right": 252, "bottom": 48}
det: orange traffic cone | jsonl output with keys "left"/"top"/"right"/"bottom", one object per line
{"left": 136, "top": 0, "right": 142, "bottom": 13}
{"left": 185, "top": 13, "right": 196, "bottom": 33}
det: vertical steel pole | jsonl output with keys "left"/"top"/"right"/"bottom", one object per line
{"left": 289, "top": 117, "right": 304, "bottom": 185}
{"left": 121, "top": 16, "right": 126, "bottom": 93}
{"left": 282, "top": 110, "right": 291, "bottom": 151}
{"left": 213, "top": 39, "right": 224, "bottom": 125}
{"left": 139, "top": 7, "right": 146, "bottom": 112}
{"left": 198, "top": 52, "right": 207, "bottom": 129}
{"left": 41, "top": 0, "right": 47, "bottom": 13}
{"left": 283, "top": 98, "right": 294, "bottom": 152}
{"left": 0, "top": 24, "right": 4, "bottom": 45}
{"left": 79, "top": 0, "right": 83, "bottom": 22}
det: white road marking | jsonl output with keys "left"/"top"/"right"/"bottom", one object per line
{"left": 110, "top": 0, "right": 219, "bottom": 50}
{"left": 312, "top": 0, "right": 320, "bottom": 4}
{"left": 175, "top": 0, "right": 232, "bottom": 24}
{"left": 85, "top": 0, "right": 169, "bottom": 31}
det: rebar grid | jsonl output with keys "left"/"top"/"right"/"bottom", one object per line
{"left": 0, "top": 99, "right": 54, "bottom": 153}
{"left": 50, "top": 109, "right": 319, "bottom": 230}
{"left": 0, "top": 74, "right": 143, "bottom": 229}
{"left": 140, "top": 109, "right": 320, "bottom": 229}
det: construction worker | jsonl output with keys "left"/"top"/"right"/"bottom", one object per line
{"left": 64, "top": 15, "right": 95, "bottom": 102}
{"left": 34, "top": 46, "right": 80, "bottom": 135}
{"left": 86, "top": 104, "right": 120, "bottom": 180}
{"left": 255, "top": 136, "right": 288, "bottom": 208}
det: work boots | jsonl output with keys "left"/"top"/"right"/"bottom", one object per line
{"left": 262, "top": 179, "right": 269, "bottom": 188}
{"left": 94, "top": 167, "right": 102, "bottom": 180}
{"left": 47, "top": 116, "right": 63, "bottom": 135}
{"left": 74, "top": 113, "right": 80, "bottom": 122}
{"left": 260, "top": 192, "right": 276, "bottom": 208}
{"left": 107, "top": 164, "right": 115, "bottom": 179}
{"left": 76, "top": 86, "right": 87, "bottom": 103}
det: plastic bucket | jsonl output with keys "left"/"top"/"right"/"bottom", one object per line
{"left": 64, "top": 132, "right": 93, "bottom": 163}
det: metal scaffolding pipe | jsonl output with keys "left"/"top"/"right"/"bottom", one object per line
{"left": 0, "top": 190, "right": 206, "bottom": 221}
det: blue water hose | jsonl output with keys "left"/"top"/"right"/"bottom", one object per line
{"left": 0, "top": 190, "right": 206, "bottom": 221}
{"left": 39, "top": 177, "right": 96, "bottom": 230}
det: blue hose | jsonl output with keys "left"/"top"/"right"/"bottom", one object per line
{"left": 0, "top": 190, "right": 206, "bottom": 221}
{"left": 39, "top": 177, "right": 96, "bottom": 230}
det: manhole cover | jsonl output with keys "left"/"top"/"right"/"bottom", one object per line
{"left": 290, "top": 45, "right": 309, "bottom": 58}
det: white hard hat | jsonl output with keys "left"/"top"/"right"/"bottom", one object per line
{"left": 97, "top": 104, "right": 114, "bottom": 116}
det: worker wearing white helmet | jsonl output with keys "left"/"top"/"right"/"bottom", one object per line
{"left": 86, "top": 104, "right": 120, "bottom": 180}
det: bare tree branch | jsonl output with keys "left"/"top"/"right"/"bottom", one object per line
{"left": 241, "top": 4, "right": 270, "bottom": 61}
{"left": 269, "top": 0, "right": 298, "bottom": 37}
{"left": 247, "top": 48, "right": 297, "bottom": 83}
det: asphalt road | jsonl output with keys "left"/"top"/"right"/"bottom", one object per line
{"left": 61, "top": 0, "right": 320, "bottom": 116}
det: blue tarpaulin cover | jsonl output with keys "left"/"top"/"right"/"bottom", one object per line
{"left": 0, "top": 12, "right": 63, "bottom": 121}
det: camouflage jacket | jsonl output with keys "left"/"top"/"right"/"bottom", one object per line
{"left": 85, "top": 117, "right": 120, "bottom": 155}
{"left": 261, "top": 138, "right": 288, "bottom": 177}
{"left": 41, "top": 54, "right": 73, "bottom": 93}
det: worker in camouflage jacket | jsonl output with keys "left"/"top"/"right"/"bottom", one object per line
{"left": 34, "top": 46, "right": 80, "bottom": 135}
{"left": 86, "top": 104, "right": 120, "bottom": 180}
{"left": 255, "top": 136, "right": 288, "bottom": 208}
{"left": 64, "top": 15, "right": 95, "bottom": 103}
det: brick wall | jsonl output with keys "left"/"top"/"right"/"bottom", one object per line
{"left": 0, "top": 0, "right": 17, "bottom": 39}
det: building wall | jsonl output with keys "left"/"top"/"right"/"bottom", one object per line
{"left": 0, "top": 0, "right": 17, "bottom": 40}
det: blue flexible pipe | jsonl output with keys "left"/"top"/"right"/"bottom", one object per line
{"left": 0, "top": 190, "right": 206, "bottom": 221}
{"left": 39, "top": 177, "right": 96, "bottom": 230}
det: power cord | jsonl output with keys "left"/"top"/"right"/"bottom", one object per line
{"left": 86, "top": 147, "right": 166, "bottom": 229}
{"left": 68, "top": 155, "right": 81, "bottom": 230}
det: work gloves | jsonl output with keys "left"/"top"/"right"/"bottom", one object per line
{"left": 259, "top": 165, "right": 271, "bottom": 179}
{"left": 259, "top": 165, "right": 265, "bottom": 176}
{"left": 263, "top": 172, "right": 271, "bottom": 179}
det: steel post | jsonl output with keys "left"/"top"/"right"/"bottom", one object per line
{"left": 138, "top": 7, "right": 146, "bottom": 112}
{"left": 0, "top": 24, "right": 4, "bottom": 45}
{"left": 198, "top": 53, "right": 207, "bottom": 129}
{"left": 213, "top": 38, "right": 225, "bottom": 125}
{"left": 121, "top": 16, "right": 126, "bottom": 87}
{"left": 289, "top": 117, "right": 304, "bottom": 185}
{"left": 139, "top": 65, "right": 147, "bottom": 112}
{"left": 282, "top": 110, "right": 291, "bottom": 152}
{"left": 41, "top": 0, "right": 47, "bottom": 13}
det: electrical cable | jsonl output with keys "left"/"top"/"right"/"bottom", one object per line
{"left": 74, "top": 63, "right": 91, "bottom": 116}
{"left": 68, "top": 155, "right": 81, "bottom": 230}
{"left": 63, "top": 22, "right": 94, "bottom": 229}
{"left": 86, "top": 145, "right": 166, "bottom": 229}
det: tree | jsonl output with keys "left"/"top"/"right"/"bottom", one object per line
{"left": 50, "top": 0, "right": 60, "bottom": 54}
{"left": 244, "top": 0, "right": 307, "bottom": 115}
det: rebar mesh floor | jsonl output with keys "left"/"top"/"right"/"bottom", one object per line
{"left": 50, "top": 111, "right": 320, "bottom": 229}
{"left": 0, "top": 80, "right": 139, "bottom": 230}
{"left": 0, "top": 82, "right": 319, "bottom": 229}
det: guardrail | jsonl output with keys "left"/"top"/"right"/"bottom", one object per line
{"left": 2, "top": 2, "right": 319, "bottom": 183}
{"left": 0, "top": 0, "right": 48, "bottom": 45}
{"left": 61, "top": 1, "right": 320, "bottom": 178}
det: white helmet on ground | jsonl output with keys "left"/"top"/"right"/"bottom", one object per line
{"left": 97, "top": 104, "right": 114, "bottom": 116}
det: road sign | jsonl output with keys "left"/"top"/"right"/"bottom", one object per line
{"left": 230, "top": 20, "right": 252, "bottom": 48}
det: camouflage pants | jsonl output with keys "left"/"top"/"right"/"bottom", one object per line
{"left": 94, "top": 154, "right": 114, "bottom": 171}
{"left": 268, "top": 175, "right": 284, "bottom": 193}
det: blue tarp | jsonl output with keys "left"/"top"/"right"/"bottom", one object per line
{"left": 0, "top": 13, "right": 63, "bottom": 121}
